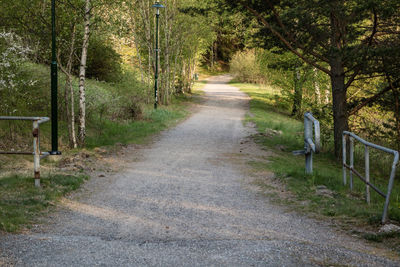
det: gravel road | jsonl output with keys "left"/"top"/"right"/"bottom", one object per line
{"left": 1, "top": 75, "right": 399, "bottom": 266}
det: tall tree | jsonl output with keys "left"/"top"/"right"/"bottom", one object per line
{"left": 225, "top": 0, "right": 400, "bottom": 158}
{"left": 78, "top": 0, "right": 91, "bottom": 147}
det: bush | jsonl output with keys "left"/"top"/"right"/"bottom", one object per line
{"left": 111, "top": 70, "right": 147, "bottom": 120}
{"left": 86, "top": 37, "right": 123, "bottom": 82}
{"left": 0, "top": 31, "right": 37, "bottom": 116}
{"left": 230, "top": 49, "right": 267, "bottom": 84}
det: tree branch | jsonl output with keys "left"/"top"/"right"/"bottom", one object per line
{"left": 344, "top": 9, "right": 378, "bottom": 90}
{"left": 265, "top": 0, "right": 329, "bottom": 63}
{"left": 240, "top": 3, "right": 331, "bottom": 75}
{"left": 348, "top": 78, "right": 400, "bottom": 116}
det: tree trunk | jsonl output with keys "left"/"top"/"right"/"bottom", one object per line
{"left": 313, "top": 68, "right": 321, "bottom": 105}
{"left": 330, "top": 62, "right": 348, "bottom": 158}
{"left": 325, "top": 88, "right": 330, "bottom": 104}
{"left": 144, "top": 0, "right": 152, "bottom": 104}
{"left": 172, "top": 43, "right": 181, "bottom": 94}
{"left": 330, "top": 4, "right": 349, "bottom": 159}
{"left": 164, "top": 0, "right": 170, "bottom": 105}
{"left": 210, "top": 43, "right": 214, "bottom": 69}
{"left": 78, "top": 0, "right": 91, "bottom": 147}
{"left": 59, "top": 23, "right": 77, "bottom": 148}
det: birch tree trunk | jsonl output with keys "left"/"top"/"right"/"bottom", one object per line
{"left": 78, "top": 0, "right": 91, "bottom": 147}
{"left": 142, "top": 2, "right": 152, "bottom": 104}
{"left": 324, "top": 88, "right": 330, "bottom": 104}
{"left": 58, "top": 23, "right": 77, "bottom": 148}
{"left": 313, "top": 68, "right": 321, "bottom": 105}
{"left": 163, "top": 0, "right": 170, "bottom": 105}
{"left": 172, "top": 41, "right": 181, "bottom": 94}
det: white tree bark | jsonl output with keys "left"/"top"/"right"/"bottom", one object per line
{"left": 58, "top": 23, "right": 77, "bottom": 148}
{"left": 313, "top": 68, "right": 321, "bottom": 105}
{"left": 325, "top": 88, "right": 330, "bottom": 104}
{"left": 78, "top": 0, "right": 91, "bottom": 147}
{"left": 164, "top": 0, "right": 170, "bottom": 104}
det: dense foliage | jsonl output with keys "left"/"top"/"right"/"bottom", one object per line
{"left": 0, "top": 0, "right": 216, "bottom": 148}
{"left": 226, "top": 0, "right": 400, "bottom": 154}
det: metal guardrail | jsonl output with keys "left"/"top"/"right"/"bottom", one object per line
{"left": 342, "top": 131, "right": 399, "bottom": 223}
{"left": 0, "top": 116, "right": 50, "bottom": 187}
{"left": 293, "top": 112, "right": 320, "bottom": 174}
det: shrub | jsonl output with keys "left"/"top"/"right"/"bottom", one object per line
{"left": 230, "top": 49, "right": 267, "bottom": 84}
{"left": 86, "top": 37, "right": 123, "bottom": 82}
{"left": 0, "top": 31, "right": 37, "bottom": 116}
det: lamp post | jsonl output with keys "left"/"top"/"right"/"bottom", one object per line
{"left": 152, "top": 1, "right": 165, "bottom": 109}
{"left": 50, "top": 0, "right": 60, "bottom": 155}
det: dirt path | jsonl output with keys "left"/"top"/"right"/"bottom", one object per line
{"left": 1, "top": 75, "right": 399, "bottom": 266}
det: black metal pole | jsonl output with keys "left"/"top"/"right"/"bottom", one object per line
{"left": 154, "top": 10, "right": 159, "bottom": 109}
{"left": 50, "top": 0, "right": 60, "bottom": 154}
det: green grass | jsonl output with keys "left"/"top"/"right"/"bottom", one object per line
{"left": 231, "top": 81, "right": 400, "bottom": 226}
{"left": 0, "top": 63, "right": 206, "bottom": 232}
{"left": 0, "top": 174, "right": 88, "bottom": 232}
{"left": 85, "top": 99, "right": 190, "bottom": 148}
{"left": 0, "top": 62, "right": 204, "bottom": 150}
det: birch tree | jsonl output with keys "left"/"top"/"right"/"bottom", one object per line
{"left": 78, "top": 0, "right": 91, "bottom": 147}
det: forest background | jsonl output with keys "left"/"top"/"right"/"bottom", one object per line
{"left": 0, "top": 0, "right": 400, "bottom": 161}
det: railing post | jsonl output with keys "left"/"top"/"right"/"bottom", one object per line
{"left": 382, "top": 152, "right": 399, "bottom": 223}
{"left": 350, "top": 137, "right": 354, "bottom": 191}
{"left": 304, "top": 114, "right": 312, "bottom": 174}
{"left": 33, "top": 120, "right": 40, "bottom": 187}
{"left": 343, "top": 131, "right": 399, "bottom": 224}
{"left": 293, "top": 112, "right": 320, "bottom": 174}
{"left": 365, "top": 145, "right": 370, "bottom": 204}
{"left": 342, "top": 134, "right": 347, "bottom": 185}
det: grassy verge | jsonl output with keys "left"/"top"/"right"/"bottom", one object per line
{"left": 0, "top": 63, "right": 207, "bottom": 232}
{"left": 232, "top": 81, "right": 400, "bottom": 248}
{"left": 0, "top": 174, "right": 88, "bottom": 232}
{"left": 85, "top": 94, "right": 195, "bottom": 148}
{"left": 0, "top": 91, "right": 199, "bottom": 232}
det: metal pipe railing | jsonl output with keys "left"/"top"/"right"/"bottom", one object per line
{"left": 342, "top": 131, "right": 399, "bottom": 223}
{"left": 293, "top": 112, "right": 320, "bottom": 174}
{"left": 0, "top": 116, "right": 50, "bottom": 187}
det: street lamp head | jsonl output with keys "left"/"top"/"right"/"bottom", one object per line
{"left": 152, "top": 2, "right": 165, "bottom": 9}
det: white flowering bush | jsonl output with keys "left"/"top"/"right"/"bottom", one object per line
{"left": 0, "top": 31, "right": 36, "bottom": 115}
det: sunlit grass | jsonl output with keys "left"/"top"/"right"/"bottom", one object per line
{"left": 85, "top": 104, "right": 189, "bottom": 148}
{"left": 232, "top": 80, "right": 400, "bottom": 227}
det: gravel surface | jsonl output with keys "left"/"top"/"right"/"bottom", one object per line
{"left": 1, "top": 75, "right": 399, "bottom": 266}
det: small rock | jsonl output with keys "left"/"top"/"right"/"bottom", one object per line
{"left": 98, "top": 174, "right": 105, "bottom": 177}
{"left": 379, "top": 224, "right": 400, "bottom": 234}
{"left": 316, "top": 185, "right": 327, "bottom": 190}
{"left": 316, "top": 187, "right": 334, "bottom": 198}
